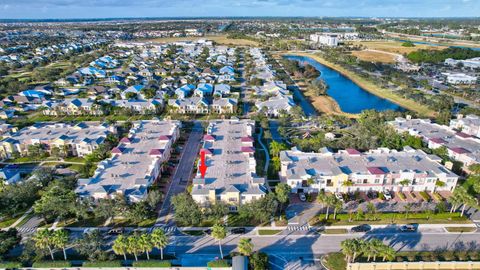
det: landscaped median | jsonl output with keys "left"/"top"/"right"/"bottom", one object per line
{"left": 310, "top": 211, "right": 470, "bottom": 226}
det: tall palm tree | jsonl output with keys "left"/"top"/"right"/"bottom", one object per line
{"left": 381, "top": 246, "right": 396, "bottom": 262}
{"left": 369, "top": 239, "right": 384, "bottom": 262}
{"left": 113, "top": 235, "right": 129, "bottom": 261}
{"left": 340, "top": 239, "right": 355, "bottom": 263}
{"left": 237, "top": 238, "right": 254, "bottom": 256}
{"left": 138, "top": 233, "right": 153, "bottom": 260}
{"left": 151, "top": 228, "right": 169, "bottom": 260}
{"left": 32, "top": 229, "right": 55, "bottom": 261}
{"left": 351, "top": 239, "right": 365, "bottom": 263}
{"left": 52, "top": 229, "right": 69, "bottom": 261}
{"left": 126, "top": 233, "right": 141, "bottom": 261}
{"left": 333, "top": 198, "right": 343, "bottom": 220}
{"left": 211, "top": 224, "right": 227, "bottom": 259}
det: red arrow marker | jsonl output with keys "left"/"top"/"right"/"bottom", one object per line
{"left": 199, "top": 150, "right": 207, "bottom": 179}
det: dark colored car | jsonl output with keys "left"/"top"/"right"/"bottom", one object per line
{"left": 400, "top": 224, "right": 417, "bottom": 232}
{"left": 351, "top": 224, "right": 372, "bottom": 233}
{"left": 204, "top": 229, "right": 212, "bottom": 235}
{"left": 230, "top": 227, "right": 246, "bottom": 234}
{"left": 107, "top": 228, "right": 124, "bottom": 235}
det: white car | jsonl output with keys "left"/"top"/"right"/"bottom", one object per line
{"left": 299, "top": 193, "right": 307, "bottom": 202}
{"left": 334, "top": 192, "right": 344, "bottom": 202}
{"left": 383, "top": 190, "right": 392, "bottom": 200}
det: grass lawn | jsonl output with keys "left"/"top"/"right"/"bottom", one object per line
{"left": 445, "top": 227, "right": 477, "bottom": 233}
{"left": 284, "top": 52, "right": 436, "bottom": 117}
{"left": 110, "top": 217, "right": 157, "bottom": 228}
{"left": 182, "top": 230, "right": 205, "bottom": 236}
{"left": 311, "top": 212, "right": 470, "bottom": 226}
{"left": 323, "top": 252, "right": 347, "bottom": 270}
{"left": 348, "top": 40, "right": 446, "bottom": 55}
{"left": 64, "top": 157, "right": 86, "bottom": 163}
{"left": 58, "top": 217, "right": 107, "bottom": 228}
{"left": 323, "top": 229, "right": 348, "bottom": 234}
{"left": 0, "top": 215, "right": 22, "bottom": 228}
{"left": 143, "top": 35, "right": 259, "bottom": 46}
{"left": 257, "top": 229, "right": 281, "bottom": 236}
{"left": 351, "top": 50, "right": 397, "bottom": 63}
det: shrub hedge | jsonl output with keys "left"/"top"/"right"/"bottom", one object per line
{"left": 82, "top": 260, "right": 123, "bottom": 267}
{"left": 207, "top": 259, "right": 230, "bottom": 267}
{"left": 32, "top": 261, "right": 72, "bottom": 268}
{"left": 132, "top": 260, "right": 172, "bottom": 267}
{"left": 0, "top": 261, "right": 22, "bottom": 269}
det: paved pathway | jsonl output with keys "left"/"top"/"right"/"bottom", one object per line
{"left": 257, "top": 127, "right": 270, "bottom": 175}
{"left": 156, "top": 122, "right": 203, "bottom": 226}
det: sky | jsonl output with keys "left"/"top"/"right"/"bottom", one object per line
{"left": 0, "top": 0, "right": 479, "bottom": 19}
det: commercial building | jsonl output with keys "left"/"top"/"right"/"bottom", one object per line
{"left": 191, "top": 119, "right": 267, "bottom": 211}
{"left": 76, "top": 120, "right": 180, "bottom": 202}
{"left": 280, "top": 147, "right": 458, "bottom": 194}
{"left": 389, "top": 117, "right": 480, "bottom": 167}
{"left": 309, "top": 33, "right": 339, "bottom": 47}
{"left": 0, "top": 122, "right": 115, "bottom": 158}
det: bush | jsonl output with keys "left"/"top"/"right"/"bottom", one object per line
{"left": 323, "top": 252, "right": 346, "bottom": 270}
{"left": 82, "top": 261, "right": 123, "bottom": 267}
{"left": 207, "top": 259, "right": 230, "bottom": 267}
{"left": 419, "top": 191, "right": 430, "bottom": 201}
{"left": 442, "top": 251, "right": 455, "bottom": 261}
{"left": 398, "top": 192, "right": 406, "bottom": 200}
{"left": 132, "top": 260, "right": 172, "bottom": 267}
{"left": 0, "top": 261, "right": 22, "bottom": 269}
{"left": 432, "top": 192, "right": 443, "bottom": 202}
{"left": 32, "top": 261, "right": 72, "bottom": 268}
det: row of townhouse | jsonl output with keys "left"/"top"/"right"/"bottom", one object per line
{"left": 280, "top": 147, "right": 458, "bottom": 194}
{"left": 389, "top": 117, "right": 480, "bottom": 168}
{"left": 191, "top": 119, "right": 267, "bottom": 211}
{"left": 252, "top": 81, "right": 295, "bottom": 117}
{"left": 168, "top": 96, "right": 238, "bottom": 114}
{"left": 75, "top": 120, "right": 181, "bottom": 202}
{"left": 450, "top": 114, "right": 480, "bottom": 138}
{"left": 42, "top": 98, "right": 164, "bottom": 116}
{"left": 0, "top": 122, "right": 116, "bottom": 159}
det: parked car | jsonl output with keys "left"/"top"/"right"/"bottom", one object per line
{"left": 383, "top": 190, "right": 392, "bottom": 200}
{"left": 108, "top": 228, "right": 124, "bottom": 235}
{"left": 367, "top": 191, "right": 378, "bottom": 199}
{"left": 351, "top": 224, "right": 371, "bottom": 233}
{"left": 299, "top": 193, "right": 307, "bottom": 202}
{"left": 204, "top": 228, "right": 212, "bottom": 235}
{"left": 230, "top": 227, "right": 246, "bottom": 234}
{"left": 400, "top": 224, "right": 417, "bottom": 232}
{"left": 334, "top": 192, "right": 344, "bottom": 201}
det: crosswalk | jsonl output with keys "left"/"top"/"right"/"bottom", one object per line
{"left": 17, "top": 227, "right": 37, "bottom": 234}
{"left": 164, "top": 226, "right": 177, "bottom": 233}
{"left": 287, "top": 225, "right": 310, "bottom": 231}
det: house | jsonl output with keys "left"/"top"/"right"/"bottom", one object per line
{"left": 443, "top": 73, "right": 477, "bottom": 85}
{"left": 194, "top": 83, "right": 214, "bottom": 97}
{"left": 121, "top": 85, "right": 145, "bottom": 99}
{"left": 43, "top": 98, "right": 102, "bottom": 116}
{"left": 75, "top": 120, "right": 180, "bottom": 202}
{"left": 191, "top": 120, "right": 266, "bottom": 211}
{"left": 255, "top": 95, "right": 295, "bottom": 117}
{"left": 214, "top": 84, "right": 231, "bottom": 97}
{"left": 0, "top": 167, "right": 21, "bottom": 185}
{"left": 219, "top": 66, "right": 235, "bottom": 75}
{"left": 211, "top": 98, "right": 237, "bottom": 114}
{"left": 168, "top": 97, "right": 209, "bottom": 114}
{"left": 280, "top": 147, "right": 458, "bottom": 194}
{"left": 174, "top": 84, "right": 195, "bottom": 99}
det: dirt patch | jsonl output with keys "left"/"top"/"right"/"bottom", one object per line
{"left": 142, "top": 35, "right": 259, "bottom": 46}
{"left": 349, "top": 40, "right": 446, "bottom": 55}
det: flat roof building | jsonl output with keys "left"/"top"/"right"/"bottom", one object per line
{"left": 75, "top": 120, "right": 180, "bottom": 202}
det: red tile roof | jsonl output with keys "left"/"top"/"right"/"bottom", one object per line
{"left": 450, "top": 147, "right": 471, "bottom": 154}
{"left": 429, "top": 138, "right": 447, "bottom": 144}
{"left": 241, "top": 136, "right": 254, "bottom": 143}
{"left": 345, "top": 148, "right": 361, "bottom": 155}
{"left": 367, "top": 167, "right": 387, "bottom": 175}
{"left": 456, "top": 132, "right": 472, "bottom": 139}
{"left": 149, "top": 149, "right": 164, "bottom": 156}
{"left": 241, "top": 146, "right": 255, "bottom": 153}
{"left": 200, "top": 148, "right": 213, "bottom": 155}
{"left": 120, "top": 137, "right": 131, "bottom": 144}
{"left": 111, "top": 147, "right": 124, "bottom": 154}
{"left": 158, "top": 135, "right": 171, "bottom": 141}
{"left": 203, "top": 134, "right": 215, "bottom": 141}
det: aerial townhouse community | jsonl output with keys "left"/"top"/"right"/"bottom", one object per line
{"left": 0, "top": 122, "right": 115, "bottom": 159}
{"left": 279, "top": 147, "right": 458, "bottom": 195}
{"left": 191, "top": 119, "right": 267, "bottom": 211}
{"left": 389, "top": 116, "right": 480, "bottom": 168}
{"left": 75, "top": 120, "right": 180, "bottom": 202}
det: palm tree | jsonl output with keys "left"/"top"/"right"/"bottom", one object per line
{"left": 333, "top": 198, "right": 343, "bottom": 220}
{"left": 368, "top": 239, "right": 384, "bottom": 262}
{"left": 32, "top": 229, "right": 55, "bottom": 260}
{"left": 342, "top": 180, "right": 353, "bottom": 193}
{"left": 127, "top": 233, "right": 141, "bottom": 261}
{"left": 351, "top": 239, "right": 365, "bottom": 263}
{"left": 151, "top": 228, "right": 169, "bottom": 260}
{"left": 381, "top": 246, "right": 396, "bottom": 262}
{"left": 403, "top": 203, "right": 413, "bottom": 219}
{"left": 211, "top": 224, "right": 227, "bottom": 259}
{"left": 399, "top": 179, "right": 411, "bottom": 189}
{"left": 340, "top": 239, "right": 355, "bottom": 263}
{"left": 448, "top": 189, "right": 463, "bottom": 213}
{"left": 113, "top": 235, "right": 129, "bottom": 261}
{"left": 434, "top": 180, "right": 446, "bottom": 193}
{"left": 237, "top": 238, "right": 254, "bottom": 256}
{"left": 138, "top": 233, "right": 153, "bottom": 260}
{"left": 52, "top": 229, "right": 69, "bottom": 261}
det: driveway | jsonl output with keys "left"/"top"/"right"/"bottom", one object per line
{"left": 156, "top": 122, "right": 203, "bottom": 226}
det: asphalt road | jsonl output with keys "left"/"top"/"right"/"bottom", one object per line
{"left": 156, "top": 122, "right": 203, "bottom": 226}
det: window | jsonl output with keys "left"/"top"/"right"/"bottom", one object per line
{"left": 374, "top": 179, "right": 380, "bottom": 184}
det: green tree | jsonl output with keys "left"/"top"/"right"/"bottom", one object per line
{"left": 211, "top": 224, "right": 227, "bottom": 259}
{"left": 127, "top": 233, "right": 141, "bottom": 261}
{"left": 237, "top": 238, "right": 254, "bottom": 256}
{"left": 171, "top": 193, "right": 202, "bottom": 226}
{"left": 151, "top": 228, "right": 169, "bottom": 260}
{"left": 52, "top": 229, "right": 69, "bottom": 261}
{"left": 112, "top": 235, "right": 128, "bottom": 261}
{"left": 33, "top": 184, "right": 77, "bottom": 222}
{"left": 250, "top": 252, "right": 269, "bottom": 270}
{"left": 32, "top": 229, "right": 55, "bottom": 261}
{"left": 275, "top": 183, "right": 291, "bottom": 212}
{"left": 137, "top": 233, "right": 153, "bottom": 260}
{"left": 269, "top": 141, "right": 288, "bottom": 157}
